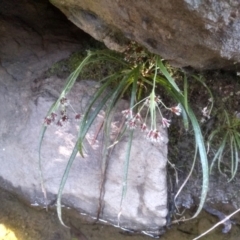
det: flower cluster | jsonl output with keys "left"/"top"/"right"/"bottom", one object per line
{"left": 44, "top": 97, "right": 81, "bottom": 127}
{"left": 122, "top": 96, "right": 181, "bottom": 143}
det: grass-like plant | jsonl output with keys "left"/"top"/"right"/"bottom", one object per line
{"left": 207, "top": 110, "right": 240, "bottom": 181}
{"left": 39, "top": 42, "right": 209, "bottom": 226}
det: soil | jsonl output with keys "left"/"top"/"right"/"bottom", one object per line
{"left": 1, "top": 187, "right": 240, "bottom": 240}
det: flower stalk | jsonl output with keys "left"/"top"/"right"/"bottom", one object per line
{"left": 122, "top": 58, "right": 181, "bottom": 142}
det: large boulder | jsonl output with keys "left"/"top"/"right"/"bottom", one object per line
{"left": 50, "top": 0, "right": 240, "bottom": 70}
{"left": 0, "top": 76, "right": 168, "bottom": 234}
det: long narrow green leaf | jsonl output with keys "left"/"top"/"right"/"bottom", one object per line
{"left": 156, "top": 58, "right": 182, "bottom": 93}
{"left": 119, "top": 70, "right": 138, "bottom": 216}
{"left": 182, "top": 74, "right": 189, "bottom": 130}
{"left": 77, "top": 72, "right": 128, "bottom": 156}
{"left": 230, "top": 135, "right": 234, "bottom": 179}
{"left": 38, "top": 82, "right": 73, "bottom": 201}
{"left": 154, "top": 75, "right": 189, "bottom": 130}
{"left": 174, "top": 142, "right": 198, "bottom": 207}
{"left": 38, "top": 53, "right": 96, "bottom": 205}
{"left": 232, "top": 125, "right": 240, "bottom": 179}
{"left": 100, "top": 72, "right": 130, "bottom": 171}
{"left": 155, "top": 72, "right": 209, "bottom": 219}
{"left": 39, "top": 51, "right": 126, "bottom": 223}
{"left": 61, "top": 54, "right": 94, "bottom": 96}
{"left": 78, "top": 69, "right": 138, "bottom": 156}
{"left": 78, "top": 72, "right": 125, "bottom": 139}
{"left": 107, "top": 70, "right": 138, "bottom": 111}
{"left": 224, "top": 110, "right": 231, "bottom": 125}
{"left": 120, "top": 130, "right": 134, "bottom": 205}
{"left": 100, "top": 70, "right": 137, "bottom": 173}
{"left": 38, "top": 126, "right": 48, "bottom": 201}
{"left": 183, "top": 73, "right": 189, "bottom": 113}
{"left": 57, "top": 58, "right": 125, "bottom": 225}
{"left": 207, "top": 128, "right": 221, "bottom": 145}
{"left": 187, "top": 108, "right": 209, "bottom": 218}
{"left": 209, "top": 132, "right": 228, "bottom": 173}
{"left": 57, "top": 140, "right": 79, "bottom": 226}
{"left": 88, "top": 49, "right": 128, "bottom": 66}
{"left": 228, "top": 134, "right": 239, "bottom": 181}
{"left": 163, "top": 77, "right": 208, "bottom": 218}
{"left": 234, "top": 131, "right": 240, "bottom": 149}
{"left": 131, "top": 67, "right": 140, "bottom": 106}
{"left": 217, "top": 139, "right": 228, "bottom": 176}
{"left": 56, "top": 52, "right": 129, "bottom": 223}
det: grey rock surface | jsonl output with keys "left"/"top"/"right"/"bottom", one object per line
{"left": 0, "top": 0, "right": 86, "bottom": 82}
{"left": 0, "top": 76, "right": 168, "bottom": 233}
{"left": 50, "top": 0, "right": 240, "bottom": 70}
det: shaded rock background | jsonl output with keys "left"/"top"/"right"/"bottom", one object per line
{"left": 0, "top": 0, "right": 88, "bottom": 82}
{"left": 0, "top": 0, "right": 168, "bottom": 235}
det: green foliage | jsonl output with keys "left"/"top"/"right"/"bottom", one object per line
{"left": 46, "top": 40, "right": 122, "bottom": 80}
{"left": 208, "top": 110, "right": 240, "bottom": 181}
{"left": 39, "top": 41, "right": 211, "bottom": 226}
{"left": 155, "top": 63, "right": 209, "bottom": 219}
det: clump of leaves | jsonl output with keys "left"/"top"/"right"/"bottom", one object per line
{"left": 39, "top": 41, "right": 209, "bottom": 227}
{"left": 46, "top": 39, "right": 122, "bottom": 80}
{"left": 208, "top": 110, "right": 240, "bottom": 181}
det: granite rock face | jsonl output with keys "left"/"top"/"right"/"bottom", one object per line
{"left": 0, "top": 76, "right": 168, "bottom": 234}
{"left": 50, "top": 0, "right": 240, "bottom": 70}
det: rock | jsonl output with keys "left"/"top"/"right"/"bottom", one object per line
{"left": 50, "top": 0, "right": 240, "bottom": 70}
{"left": 0, "top": 0, "right": 87, "bottom": 82}
{"left": 0, "top": 76, "right": 168, "bottom": 234}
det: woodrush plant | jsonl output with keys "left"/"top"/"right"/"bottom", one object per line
{"left": 207, "top": 110, "right": 240, "bottom": 181}
{"left": 39, "top": 42, "right": 209, "bottom": 227}
{"left": 192, "top": 76, "right": 240, "bottom": 182}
